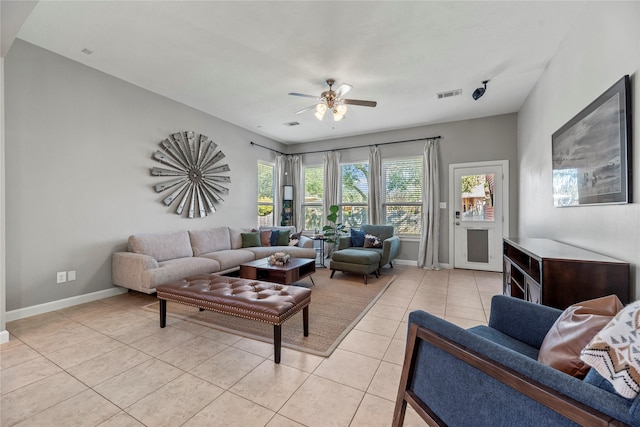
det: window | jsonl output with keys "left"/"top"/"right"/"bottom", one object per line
{"left": 340, "top": 162, "right": 369, "bottom": 229}
{"left": 257, "top": 161, "right": 274, "bottom": 226}
{"left": 383, "top": 157, "right": 422, "bottom": 235}
{"left": 302, "top": 165, "right": 323, "bottom": 231}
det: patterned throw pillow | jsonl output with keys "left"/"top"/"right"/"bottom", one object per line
{"left": 581, "top": 300, "right": 640, "bottom": 398}
{"left": 363, "top": 234, "right": 382, "bottom": 248}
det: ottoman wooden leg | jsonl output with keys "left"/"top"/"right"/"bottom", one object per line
{"left": 330, "top": 269, "right": 336, "bottom": 278}
{"left": 364, "top": 275, "right": 368, "bottom": 285}
{"left": 159, "top": 299, "right": 167, "bottom": 328}
{"left": 303, "top": 306, "right": 309, "bottom": 337}
{"left": 274, "top": 325, "right": 282, "bottom": 364}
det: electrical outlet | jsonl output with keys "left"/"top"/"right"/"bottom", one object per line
{"left": 67, "top": 270, "right": 76, "bottom": 281}
{"left": 56, "top": 271, "right": 67, "bottom": 283}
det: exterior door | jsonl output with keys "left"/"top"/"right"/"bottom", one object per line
{"left": 450, "top": 161, "right": 508, "bottom": 272}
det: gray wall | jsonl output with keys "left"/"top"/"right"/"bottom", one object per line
{"left": 287, "top": 113, "right": 519, "bottom": 265}
{"left": 518, "top": 3, "right": 640, "bottom": 298}
{"left": 5, "top": 39, "right": 519, "bottom": 312}
{"left": 5, "top": 40, "right": 285, "bottom": 311}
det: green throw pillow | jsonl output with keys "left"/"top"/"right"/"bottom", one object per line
{"left": 277, "top": 230, "right": 290, "bottom": 246}
{"left": 241, "top": 232, "right": 261, "bottom": 248}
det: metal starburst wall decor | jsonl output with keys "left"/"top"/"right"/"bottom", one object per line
{"left": 150, "top": 131, "right": 230, "bottom": 218}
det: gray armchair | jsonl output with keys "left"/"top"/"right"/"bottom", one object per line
{"left": 393, "top": 295, "right": 638, "bottom": 427}
{"left": 337, "top": 224, "right": 401, "bottom": 268}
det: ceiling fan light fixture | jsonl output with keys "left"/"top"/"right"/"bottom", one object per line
{"left": 315, "top": 103, "right": 327, "bottom": 120}
{"left": 333, "top": 104, "right": 347, "bottom": 121}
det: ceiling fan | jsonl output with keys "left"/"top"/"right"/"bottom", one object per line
{"left": 289, "top": 79, "right": 377, "bottom": 121}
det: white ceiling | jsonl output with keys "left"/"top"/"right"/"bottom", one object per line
{"left": 12, "top": 1, "right": 585, "bottom": 145}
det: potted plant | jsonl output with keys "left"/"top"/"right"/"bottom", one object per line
{"left": 322, "top": 205, "right": 346, "bottom": 254}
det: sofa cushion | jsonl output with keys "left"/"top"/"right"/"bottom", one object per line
{"left": 581, "top": 300, "right": 640, "bottom": 398}
{"left": 146, "top": 257, "right": 220, "bottom": 288}
{"left": 241, "top": 232, "right": 261, "bottom": 248}
{"left": 199, "top": 249, "right": 255, "bottom": 271}
{"left": 361, "top": 225, "right": 393, "bottom": 242}
{"left": 332, "top": 248, "right": 380, "bottom": 265}
{"left": 189, "top": 227, "right": 231, "bottom": 256}
{"left": 246, "top": 246, "right": 317, "bottom": 260}
{"left": 351, "top": 229, "right": 365, "bottom": 247}
{"left": 298, "top": 235, "right": 312, "bottom": 248}
{"left": 129, "top": 231, "right": 193, "bottom": 262}
{"left": 539, "top": 295, "right": 622, "bottom": 378}
{"left": 229, "top": 227, "right": 252, "bottom": 249}
{"left": 260, "top": 230, "right": 272, "bottom": 246}
{"left": 468, "top": 325, "right": 539, "bottom": 360}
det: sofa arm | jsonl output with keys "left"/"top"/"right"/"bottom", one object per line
{"left": 380, "top": 236, "right": 400, "bottom": 267}
{"left": 488, "top": 295, "right": 562, "bottom": 349}
{"left": 112, "top": 252, "right": 159, "bottom": 290}
{"left": 395, "top": 310, "right": 635, "bottom": 427}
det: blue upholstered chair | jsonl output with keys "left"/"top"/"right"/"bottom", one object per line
{"left": 393, "top": 295, "right": 640, "bottom": 427}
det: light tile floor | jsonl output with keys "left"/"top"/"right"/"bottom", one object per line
{"left": 1, "top": 266, "right": 502, "bottom": 427}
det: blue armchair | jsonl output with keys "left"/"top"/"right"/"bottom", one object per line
{"left": 393, "top": 295, "right": 639, "bottom": 427}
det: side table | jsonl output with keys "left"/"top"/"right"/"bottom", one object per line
{"left": 313, "top": 236, "right": 326, "bottom": 267}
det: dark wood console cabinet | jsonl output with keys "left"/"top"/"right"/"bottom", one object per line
{"left": 503, "top": 238, "right": 630, "bottom": 309}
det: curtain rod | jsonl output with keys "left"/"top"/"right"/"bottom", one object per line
{"left": 250, "top": 135, "right": 441, "bottom": 156}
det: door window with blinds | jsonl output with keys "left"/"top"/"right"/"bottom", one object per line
{"left": 383, "top": 157, "right": 422, "bottom": 236}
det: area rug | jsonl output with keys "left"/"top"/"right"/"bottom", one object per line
{"left": 142, "top": 268, "right": 395, "bottom": 357}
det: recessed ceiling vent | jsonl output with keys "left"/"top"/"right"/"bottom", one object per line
{"left": 283, "top": 121, "right": 301, "bottom": 127}
{"left": 437, "top": 89, "right": 462, "bottom": 99}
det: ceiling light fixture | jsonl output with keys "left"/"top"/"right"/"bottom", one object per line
{"left": 472, "top": 80, "right": 489, "bottom": 100}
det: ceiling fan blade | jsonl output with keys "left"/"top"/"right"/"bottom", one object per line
{"left": 343, "top": 99, "right": 377, "bottom": 108}
{"left": 288, "top": 92, "right": 320, "bottom": 99}
{"left": 334, "top": 83, "right": 353, "bottom": 98}
{"left": 295, "top": 105, "right": 317, "bottom": 115}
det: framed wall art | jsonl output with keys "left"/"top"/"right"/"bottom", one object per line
{"left": 552, "top": 75, "right": 632, "bottom": 207}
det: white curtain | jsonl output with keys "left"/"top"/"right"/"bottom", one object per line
{"left": 368, "top": 145, "right": 382, "bottom": 224}
{"left": 323, "top": 151, "right": 340, "bottom": 223}
{"left": 418, "top": 139, "right": 440, "bottom": 269}
{"left": 288, "top": 155, "right": 303, "bottom": 232}
{"left": 274, "top": 154, "right": 285, "bottom": 226}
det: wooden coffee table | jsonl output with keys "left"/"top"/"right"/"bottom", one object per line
{"left": 239, "top": 258, "right": 316, "bottom": 286}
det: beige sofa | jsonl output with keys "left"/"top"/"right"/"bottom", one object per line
{"left": 112, "top": 226, "right": 316, "bottom": 294}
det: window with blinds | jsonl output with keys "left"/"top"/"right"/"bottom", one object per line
{"left": 257, "top": 161, "right": 274, "bottom": 227}
{"left": 302, "top": 165, "right": 324, "bottom": 231}
{"left": 340, "top": 162, "right": 369, "bottom": 229}
{"left": 383, "top": 157, "right": 422, "bottom": 235}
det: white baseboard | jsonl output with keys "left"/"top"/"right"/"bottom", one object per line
{"left": 0, "top": 330, "right": 9, "bottom": 344}
{"left": 6, "top": 287, "right": 128, "bottom": 322}
{"left": 394, "top": 259, "right": 418, "bottom": 266}
{"left": 394, "top": 259, "right": 452, "bottom": 270}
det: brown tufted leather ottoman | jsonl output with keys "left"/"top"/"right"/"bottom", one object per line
{"left": 156, "top": 275, "right": 311, "bottom": 363}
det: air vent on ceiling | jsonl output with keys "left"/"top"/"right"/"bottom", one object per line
{"left": 437, "top": 89, "right": 462, "bottom": 99}
{"left": 283, "top": 121, "right": 300, "bottom": 127}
